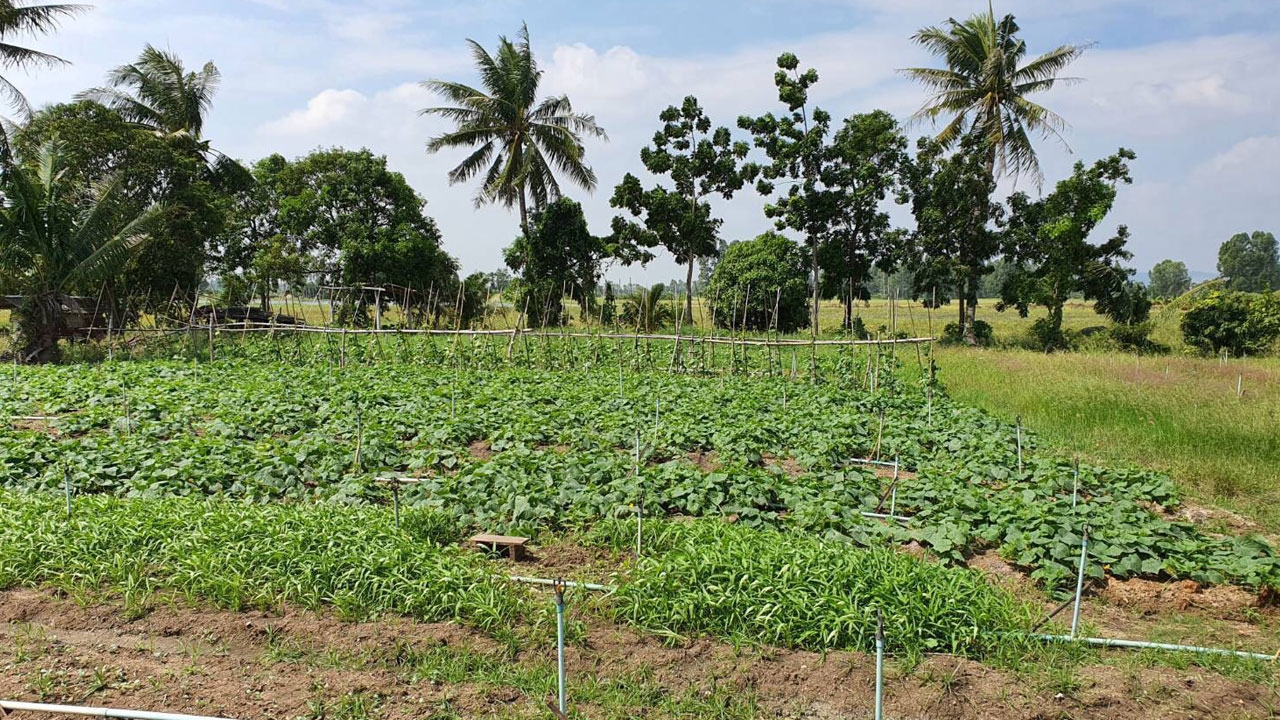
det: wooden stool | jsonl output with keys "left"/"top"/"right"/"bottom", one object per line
{"left": 470, "top": 533, "right": 529, "bottom": 560}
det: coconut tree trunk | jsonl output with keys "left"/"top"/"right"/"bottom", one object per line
{"left": 15, "top": 294, "right": 66, "bottom": 364}
{"left": 518, "top": 188, "right": 530, "bottom": 238}
{"left": 684, "top": 257, "right": 695, "bottom": 325}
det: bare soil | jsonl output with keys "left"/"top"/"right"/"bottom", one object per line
{"left": 2, "top": 588, "right": 1276, "bottom": 720}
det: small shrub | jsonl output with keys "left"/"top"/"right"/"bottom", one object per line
{"left": 1107, "top": 321, "right": 1166, "bottom": 354}
{"left": 941, "top": 320, "right": 993, "bottom": 346}
{"left": 848, "top": 316, "right": 869, "bottom": 340}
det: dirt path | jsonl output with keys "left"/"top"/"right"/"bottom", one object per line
{"left": 1, "top": 588, "right": 1275, "bottom": 719}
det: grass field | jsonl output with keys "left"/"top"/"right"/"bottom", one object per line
{"left": 932, "top": 348, "right": 1280, "bottom": 532}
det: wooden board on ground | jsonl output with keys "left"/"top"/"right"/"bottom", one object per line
{"left": 470, "top": 533, "right": 528, "bottom": 560}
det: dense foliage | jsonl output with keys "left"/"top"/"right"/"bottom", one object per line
{"left": 610, "top": 95, "right": 747, "bottom": 321}
{"left": 1147, "top": 259, "right": 1192, "bottom": 299}
{"left": 1218, "top": 231, "right": 1280, "bottom": 293}
{"left": 999, "top": 149, "right": 1137, "bottom": 350}
{"left": 223, "top": 148, "right": 460, "bottom": 324}
{"left": 706, "top": 232, "right": 811, "bottom": 332}
{"left": 504, "top": 197, "right": 618, "bottom": 326}
{"left": 1180, "top": 290, "right": 1280, "bottom": 356}
{"left": 3, "top": 344, "right": 1276, "bottom": 594}
{"left": 0, "top": 141, "right": 164, "bottom": 362}
{"left": 906, "top": 135, "right": 1001, "bottom": 343}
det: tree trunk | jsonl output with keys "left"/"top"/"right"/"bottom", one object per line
{"left": 518, "top": 189, "right": 530, "bottom": 238}
{"left": 843, "top": 279, "right": 853, "bottom": 331}
{"left": 963, "top": 273, "right": 980, "bottom": 345}
{"left": 14, "top": 294, "right": 65, "bottom": 364}
{"left": 811, "top": 241, "right": 820, "bottom": 338}
{"left": 684, "top": 257, "right": 695, "bottom": 326}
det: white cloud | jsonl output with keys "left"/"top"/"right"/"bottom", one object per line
{"left": 261, "top": 89, "right": 369, "bottom": 135}
{"left": 1054, "top": 34, "right": 1278, "bottom": 139}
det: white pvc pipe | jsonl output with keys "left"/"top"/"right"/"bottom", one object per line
{"left": 508, "top": 576, "right": 616, "bottom": 592}
{"left": 1032, "top": 635, "right": 1279, "bottom": 663}
{"left": 1, "top": 700, "right": 237, "bottom": 720}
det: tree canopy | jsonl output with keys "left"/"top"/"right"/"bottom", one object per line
{"left": 1148, "top": 259, "right": 1192, "bottom": 300}
{"left": 223, "top": 148, "right": 459, "bottom": 324}
{"left": 421, "top": 23, "right": 606, "bottom": 236}
{"left": 739, "top": 53, "right": 839, "bottom": 338}
{"left": 611, "top": 95, "right": 747, "bottom": 322}
{"left": 902, "top": 6, "right": 1086, "bottom": 184}
{"left": 504, "top": 197, "right": 612, "bottom": 327}
{"left": 706, "top": 231, "right": 811, "bottom": 333}
{"left": 1217, "top": 231, "right": 1280, "bottom": 293}
{"left": 0, "top": 140, "right": 164, "bottom": 361}
{"left": 905, "top": 134, "right": 1002, "bottom": 343}
{"left": 819, "top": 110, "right": 909, "bottom": 328}
{"left": 999, "top": 148, "right": 1137, "bottom": 349}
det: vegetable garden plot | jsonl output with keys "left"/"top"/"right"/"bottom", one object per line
{"left": 2, "top": 351, "right": 1278, "bottom": 594}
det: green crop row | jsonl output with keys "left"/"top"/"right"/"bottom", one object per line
{"left": 0, "top": 491, "right": 528, "bottom": 631}
{"left": 588, "top": 519, "right": 1033, "bottom": 658}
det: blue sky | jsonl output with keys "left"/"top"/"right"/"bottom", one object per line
{"left": 16, "top": 0, "right": 1280, "bottom": 282}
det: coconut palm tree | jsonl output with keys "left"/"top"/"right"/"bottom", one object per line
{"left": 0, "top": 0, "right": 86, "bottom": 116}
{"left": 77, "top": 44, "right": 248, "bottom": 187}
{"left": 901, "top": 4, "right": 1087, "bottom": 185}
{"left": 420, "top": 23, "right": 607, "bottom": 237}
{"left": 620, "top": 283, "right": 674, "bottom": 333}
{"left": 0, "top": 140, "right": 164, "bottom": 362}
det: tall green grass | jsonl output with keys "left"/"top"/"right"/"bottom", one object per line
{"left": 591, "top": 519, "right": 1033, "bottom": 659}
{"left": 933, "top": 349, "right": 1280, "bottom": 531}
{"left": 0, "top": 492, "right": 528, "bottom": 630}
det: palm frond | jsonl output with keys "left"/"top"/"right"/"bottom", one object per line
{"left": 61, "top": 200, "right": 166, "bottom": 291}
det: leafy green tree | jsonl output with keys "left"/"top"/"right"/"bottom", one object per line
{"left": 224, "top": 148, "right": 458, "bottom": 325}
{"left": 1217, "top": 231, "right": 1280, "bottom": 292}
{"left": 15, "top": 100, "right": 231, "bottom": 309}
{"left": 0, "top": 0, "right": 84, "bottom": 116}
{"left": 905, "top": 135, "right": 1002, "bottom": 344}
{"left": 738, "top": 53, "right": 841, "bottom": 337}
{"left": 1147, "top": 259, "right": 1192, "bottom": 299}
{"left": 483, "top": 268, "right": 512, "bottom": 294}
{"left": 611, "top": 96, "right": 747, "bottom": 322}
{"left": 217, "top": 153, "right": 303, "bottom": 309}
{"left": 504, "top": 197, "right": 612, "bottom": 327}
{"left": 820, "top": 110, "right": 909, "bottom": 328}
{"left": 421, "top": 23, "right": 606, "bottom": 236}
{"left": 902, "top": 5, "right": 1087, "bottom": 184}
{"left": 455, "top": 272, "right": 489, "bottom": 328}
{"left": 999, "top": 148, "right": 1138, "bottom": 349}
{"left": 706, "top": 232, "right": 810, "bottom": 333}
{"left": 0, "top": 141, "right": 164, "bottom": 362}
{"left": 619, "top": 283, "right": 674, "bottom": 333}
{"left": 600, "top": 281, "right": 616, "bottom": 326}
{"left": 1181, "top": 290, "right": 1280, "bottom": 356}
